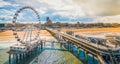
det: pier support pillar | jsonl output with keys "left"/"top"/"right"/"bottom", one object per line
{"left": 60, "top": 42, "right": 62, "bottom": 48}
{"left": 67, "top": 41, "right": 70, "bottom": 51}
{"left": 77, "top": 48, "right": 80, "bottom": 58}
{"left": 85, "top": 51, "right": 88, "bottom": 64}
{"left": 13, "top": 54, "right": 16, "bottom": 63}
{"left": 19, "top": 54, "right": 22, "bottom": 60}
{"left": 69, "top": 42, "right": 72, "bottom": 51}
{"left": 71, "top": 43, "right": 74, "bottom": 52}
{"left": 9, "top": 54, "right": 11, "bottom": 64}
{"left": 16, "top": 54, "right": 18, "bottom": 64}
{"left": 21, "top": 54, "right": 23, "bottom": 60}
{"left": 41, "top": 41, "right": 43, "bottom": 50}
{"left": 93, "top": 55, "right": 95, "bottom": 64}
{"left": 23, "top": 53, "right": 25, "bottom": 58}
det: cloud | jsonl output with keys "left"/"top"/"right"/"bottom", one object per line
{"left": 5, "top": 0, "right": 86, "bottom": 22}
{"left": 38, "top": 0, "right": 85, "bottom": 17}
{"left": 0, "top": 9, "right": 15, "bottom": 22}
{"left": 0, "top": 0, "right": 120, "bottom": 23}
{"left": 73, "top": 0, "right": 120, "bottom": 16}
{"left": 92, "top": 15, "right": 120, "bottom": 23}
{"left": 0, "top": 0, "right": 11, "bottom": 6}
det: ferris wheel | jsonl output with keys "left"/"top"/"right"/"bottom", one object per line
{"left": 12, "top": 6, "right": 41, "bottom": 45}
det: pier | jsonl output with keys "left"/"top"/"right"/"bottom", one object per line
{"left": 46, "top": 27, "right": 120, "bottom": 64}
{"left": 6, "top": 6, "right": 120, "bottom": 64}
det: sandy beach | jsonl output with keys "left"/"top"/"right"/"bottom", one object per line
{"left": 0, "top": 27, "right": 120, "bottom": 41}
{"left": 1, "top": 27, "right": 120, "bottom": 37}
{"left": 61, "top": 27, "right": 120, "bottom": 34}
{"left": 0, "top": 30, "right": 52, "bottom": 37}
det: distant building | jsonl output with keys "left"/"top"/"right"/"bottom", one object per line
{"left": 44, "top": 17, "right": 53, "bottom": 27}
{"left": 0, "top": 23, "right": 5, "bottom": 31}
{"left": 0, "top": 24, "right": 5, "bottom": 28}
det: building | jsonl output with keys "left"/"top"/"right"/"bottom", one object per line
{"left": 0, "top": 24, "right": 5, "bottom": 28}
{"left": 0, "top": 24, "right": 5, "bottom": 31}
{"left": 44, "top": 17, "right": 53, "bottom": 27}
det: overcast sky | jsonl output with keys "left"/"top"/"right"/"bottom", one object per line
{"left": 0, "top": 0, "right": 120, "bottom": 23}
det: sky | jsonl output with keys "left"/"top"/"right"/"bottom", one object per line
{"left": 0, "top": 0, "right": 120, "bottom": 23}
